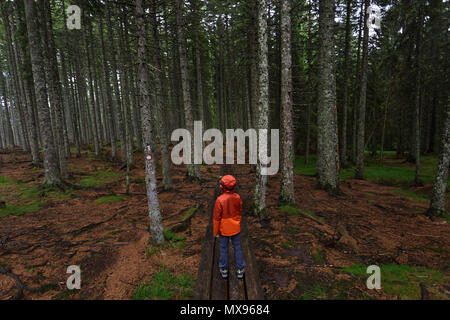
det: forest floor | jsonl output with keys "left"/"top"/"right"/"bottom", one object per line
{"left": 0, "top": 147, "right": 449, "bottom": 300}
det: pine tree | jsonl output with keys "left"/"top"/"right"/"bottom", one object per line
{"left": 428, "top": 102, "right": 450, "bottom": 217}
{"left": 355, "top": 0, "right": 369, "bottom": 180}
{"left": 23, "top": 0, "right": 61, "bottom": 186}
{"left": 317, "top": 0, "right": 340, "bottom": 194}
{"left": 279, "top": 0, "right": 295, "bottom": 205}
{"left": 176, "top": 0, "right": 201, "bottom": 181}
{"left": 253, "top": 0, "right": 269, "bottom": 218}
{"left": 135, "top": 0, "right": 164, "bottom": 245}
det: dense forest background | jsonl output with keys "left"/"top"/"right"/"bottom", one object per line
{"left": 0, "top": 0, "right": 449, "bottom": 228}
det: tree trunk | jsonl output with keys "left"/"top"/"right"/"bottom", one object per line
{"left": 317, "top": 0, "right": 340, "bottom": 194}
{"left": 305, "top": 1, "right": 313, "bottom": 165}
{"left": 83, "top": 19, "right": 101, "bottom": 157}
{"left": 176, "top": 0, "right": 201, "bottom": 180}
{"left": 106, "top": 3, "right": 126, "bottom": 162}
{"left": 249, "top": 0, "right": 259, "bottom": 129}
{"left": 193, "top": 0, "right": 204, "bottom": 123}
{"left": 99, "top": 16, "right": 117, "bottom": 161}
{"left": 355, "top": 0, "right": 369, "bottom": 180}
{"left": 0, "top": 69, "right": 14, "bottom": 147}
{"left": 279, "top": 0, "right": 295, "bottom": 205}
{"left": 151, "top": 0, "right": 172, "bottom": 190}
{"left": 414, "top": 4, "right": 424, "bottom": 186}
{"left": 135, "top": 0, "right": 165, "bottom": 245}
{"left": 352, "top": 0, "right": 364, "bottom": 164}
{"left": 118, "top": 11, "right": 135, "bottom": 168}
{"left": 41, "top": 0, "right": 68, "bottom": 178}
{"left": 23, "top": 0, "right": 60, "bottom": 186}
{"left": 253, "top": 0, "right": 269, "bottom": 218}
{"left": 340, "top": 0, "right": 352, "bottom": 167}
{"left": 428, "top": 101, "right": 450, "bottom": 217}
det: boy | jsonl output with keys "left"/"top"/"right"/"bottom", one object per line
{"left": 213, "top": 175, "right": 246, "bottom": 279}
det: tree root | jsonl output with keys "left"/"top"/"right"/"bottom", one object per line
{"left": 66, "top": 207, "right": 127, "bottom": 236}
{"left": 0, "top": 263, "right": 24, "bottom": 300}
{"left": 61, "top": 180, "right": 109, "bottom": 191}
{"left": 0, "top": 262, "right": 59, "bottom": 299}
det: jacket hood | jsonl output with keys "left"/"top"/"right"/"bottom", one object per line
{"left": 220, "top": 175, "right": 236, "bottom": 192}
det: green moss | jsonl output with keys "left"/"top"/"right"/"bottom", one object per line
{"left": 300, "top": 208, "right": 321, "bottom": 220}
{"left": 312, "top": 248, "right": 326, "bottom": 264}
{"left": 94, "top": 195, "right": 125, "bottom": 204}
{"left": 296, "top": 273, "right": 329, "bottom": 300}
{"left": 0, "top": 201, "right": 46, "bottom": 217}
{"left": 133, "top": 267, "right": 193, "bottom": 300}
{"left": 281, "top": 241, "right": 294, "bottom": 249}
{"left": 392, "top": 189, "right": 429, "bottom": 202}
{"left": 49, "top": 189, "right": 78, "bottom": 199}
{"left": 146, "top": 246, "right": 161, "bottom": 257}
{"left": 294, "top": 156, "right": 317, "bottom": 176}
{"left": 131, "top": 178, "right": 145, "bottom": 184}
{"left": 294, "top": 154, "right": 450, "bottom": 189}
{"left": 342, "top": 264, "right": 449, "bottom": 299}
{"left": 182, "top": 207, "right": 198, "bottom": 220}
{"left": 18, "top": 184, "right": 77, "bottom": 200}
{"left": 79, "top": 170, "right": 122, "bottom": 187}
{"left": 0, "top": 175, "right": 14, "bottom": 185}
{"left": 163, "top": 229, "right": 185, "bottom": 242}
{"left": 279, "top": 205, "right": 300, "bottom": 216}
{"left": 175, "top": 241, "right": 185, "bottom": 250}
{"left": 279, "top": 205, "right": 323, "bottom": 222}
{"left": 146, "top": 239, "right": 185, "bottom": 257}
{"left": 18, "top": 185, "right": 41, "bottom": 200}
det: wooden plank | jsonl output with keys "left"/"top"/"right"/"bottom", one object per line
{"left": 240, "top": 216, "right": 264, "bottom": 300}
{"left": 193, "top": 186, "right": 219, "bottom": 299}
{"left": 228, "top": 243, "right": 246, "bottom": 300}
{"left": 193, "top": 232, "right": 214, "bottom": 299}
{"left": 210, "top": 237, "right": 227, "bottom": 300}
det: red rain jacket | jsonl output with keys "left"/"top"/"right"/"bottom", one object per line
{"left": 213, "top": 175, "right": 243, "bottom": 237}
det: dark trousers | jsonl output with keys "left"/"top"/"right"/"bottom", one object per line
{"left": 219, "top": 233, "right": 246, "bottom": 270}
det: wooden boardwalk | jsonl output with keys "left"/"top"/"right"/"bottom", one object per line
{"left": 194, "top": 166, "right": 264, "bottom": 300}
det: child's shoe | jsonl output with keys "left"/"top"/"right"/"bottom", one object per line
{"left": 220, "top": 269, "right": 228, "bottom": 279}
{"left": 236, "top": 269, "right": 245, "bottom": 279}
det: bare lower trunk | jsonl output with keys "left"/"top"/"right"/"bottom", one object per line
{"left": 355, "top": 0, "right": 369, "bottom": 180}
{"left": 85, "top": 20, "right": 101, "bottom": 156}
{"left": 428, "top": 100, "right": 450, "bottom": 217}
{"left": 414, "top": 4, "right": 424, "bottom": 186}
{"left": 135, "top": 0, "right": 164, "bottom": 245}
{"left": 118, "top": 13, "right": 134, "bottom": 168}
{"left": 317, "top": 0, "right": 340, "bottom": 194}
{"left": 340, "top": 0, "right": 352, "bottom": 167}
{"left": 106, "top": 3, "right": 126, "bottom": 162}
{"left": 151, "top": 0, "right": 172, "bottom": 190}
{"left": 254, "top": 0, "right": 269, "bottom": 218}
{"left": 23, "top": 0, "right": 60, "bottom": 186}
{"left": 99, "top": 17, "right": 117, "bottom": 160}
{"left": 279, "top": 0, "right": 295, "bottom": 205}
{"left": 176, "top": 0, "right": 200, "bottom": 180}
{"left": 41, "top": 0, "right": 67, "bottom": 178}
